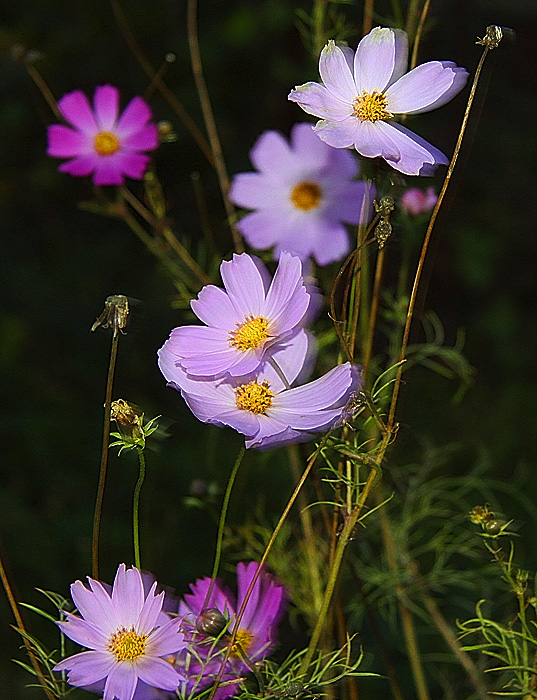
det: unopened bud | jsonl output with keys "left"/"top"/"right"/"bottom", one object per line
{"left": 195, "top": 608, "right": 227, "bottom": 637}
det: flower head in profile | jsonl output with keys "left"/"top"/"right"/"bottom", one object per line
{"left": 289, "top": 27, "right": 468, "bottom": 176}
{"left": 176, "top": 562, "right": 287, "bottom": 700}
{"left": 158, "top": 341, "right": 361, "bottom": 449}
{"left": 53, "top": 564, "right": 187, "bottom": 700}
{"left": 229, "top": 123, "right": 374, "bottom": 265}
{"left": 159, "top": 252, "right": 311, "bottom": 381}
{"left": 47, "top": 85, "right": 158, "bottom": 185}
{"left": 400, "top": 186, "right": 437, "bottom": 216}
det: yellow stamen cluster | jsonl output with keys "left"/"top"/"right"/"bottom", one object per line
{"left": 107, "top": 626, "right": 148, "bottom": 661}
{"left": 290, "top": 182, "right": 322, "bottom": 211}
{"left": 94, "top": 131, "right": 120, "bottom": 156}
{"left": 230, "top": 629, "right": 254, "bottom": 657}
{"left": 229, "top": 315, "right": 269, "bottom": 352}
{"left": 353, "top": 91, "right": 393, "bottom": 122}
{"left": 235, "top": 381, "right": 274, "bottom": 415}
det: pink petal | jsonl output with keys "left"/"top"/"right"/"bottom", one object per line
{"left": 116, "top": 97, "right": 153, "bottom": 138}
{"left": 248, "top": 130, "right": 293, "bottom": 174}
{"left": 386, "top": 61, "right": 468, "bottom": 114}
{"left": 311, "top": 221, "right": 351, "bottom": 266}
{"left": 313, "top": 116, "right": 361, "bottom": 148}
{"left": 136, "top": 657, "right": 182, "bottom": 690}
{"left": 92, "top": 157, "right": 128, "bottom": 186}
{"left": 220, "top": 253, "right": 267, "bottom": 317}
{"left": 112, "top": 565, "right": 144, "bottom": 629}
{"left": 191, "top": 284, "right": 240, "bottom": 328}
{"left": 237, "top": 209, "right": 292, "bottom": 250}
{"left": 353, "top": 120, "right": 401, "bottom": 162}
{"left": 144, "top": 617, "right": 185, "bottom": 656}
{"left": 71, "top": 579, "right": 115, "bottom": 631}
{"left": 380, "top": 122, "right": 448, "bottom": 174}
{"left": 354, "top": 27, "right": 399, "bottom": 94}
{"left": 47, "top": 125, "right": 92, "bottom": 157}
{"left": 290, "top": 122, "right": 332, "bottom": 171}
{"left": 93, "top": 85, "right": 120, "bottom": 131}
{"left": 229, "top": 172, "right": 286, "bottom": 209}
{"left": 114, "top": 152, "right": 152, "bottom": 180}
{"left": 289, "top": 82, "right": 353, "bottom": 121}
{"left": 319, "top": 41, "right": 357, "bottom": 103}
{"left": 54, "top": 650, "right": 115, "bottom": 685}
{"left": 58, "top": 90, "right": 99, "bottom": 134}
{"left": 103, "top": 663, "right": 138, "bottom": 700}
{"left": 59, "top": 154, "right": 99, "bottom": 178}
{"left": 57, "top": 615, "right": 108, "bottom": 649}
{"left": 263, "top": 252, "right": 309, "bottom": 333}
{"left": 120, "top": 124, "right": 159, "bottom": 152}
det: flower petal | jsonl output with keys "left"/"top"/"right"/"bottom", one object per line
{"left": 237, "top": 209, "right": 291, "bottom": 250}
{"left": 220, "top": 253, "right": 267, "bottom": 318}
{"left": 120, "top": 124, "right": 159, "bottom": 152}
{"left": 352, "top": 120, "right": 401, "bottom": 162}
{"left": 112, "top": 564, "right": 144, "bottom": 629}
{"left": 47, "top": 125, "right": 92, "bottom": 158}
{"left": 229, "top": 172, "right": 285, "bottom": 210}
{"left": 93, "top": 85, "right": 120, "bottom": 131}
{"left": 386, "top": 61, "right": 468, "bottom": 114}
{"left": 116, "top": 97, "right": 153, "bottom": 138}
{"left": 135, "top": 657, "right": 183, "bottom": 690}
{"left": 313, "top": 116, "right": 361, "bottom": 148}
{"left": 71, "top": 579, "right": 116, "bottom": 631}
{"left": 319, "top": 41, "right": 357, "bottom": 103}
{"left": 103, "top": 663, "right": 138, "bottom": 700}
{"left": 288, "top": 82, "right": 353, "bottom": 121}
{"left": 248, "top": 129, "right": 293, "bottom": 174}
{"left": 355, "top": 27, "right": 400, "bottom": 93}
{"left": 378, "top": 121, "right": 448, "bottom": 175}
{"left": 54, "top": 651, "right": 115, "bottom": 686}
{"left": 57, "top": 614, "right": 108, "bottom": 649}
{"left": 58, "top": 90, "right": 99, "bottom": 134}
{"left": 58, "top": 155, "right": 98, "bottom": 178}
{"left": 191, "top": 284, "right": 240, "bottom": 328}
{"left": 263, "top": 252, "right": 309, "bottom": 334}
{"left": 289, "top": 122, "right": 332, "bottom": 171}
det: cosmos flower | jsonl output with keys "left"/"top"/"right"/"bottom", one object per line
{"left": 159, "top": 252, "right": 312, "bottom": 381}
{"left": 176, "top": 562, "right": 287, "bottom": 700}
{"left": 229, "top": 123, "right": 374, "bottom": 265}
{"left": 53, "top": 564, "right": 187, "bottom": 700}
{"left": 288, "top": 27, "right": 468, "bottom": 176}
{"left": 158, "top": 344, "right": 361, "bottom": 449}
{"left": 400, "top": 186, "right": 437, "bottom": 216}
{"left": 47, "top": 85, "right": 158, "bottom": 185}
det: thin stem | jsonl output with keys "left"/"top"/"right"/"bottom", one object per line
{"left": 0, "top": 547, "right": 56, "bottom": 700}
{"left": 132, "top": 447, "right": 146, "bottom": 570}
{"left": 92, "top": 331, "right": 120, "bottom": 579}
{"left": 203, "top": 447, "right": 246, "bottom": 610}
{"left": 26, "top": 64, "right": 61, "bottom": 119}
{"left": 362, "top": 0, "right": 374, "bottom": 35}
{"left": 111, "top": 0, "right": 214, "bottom": 165}
{"left": 312, "top": 0, "right": 328, "bottom": 56}
{"left": 187, "top": 0, "right": 243, "bottom": 253}
{"left": 362, "top": 247, "right": 385, "bottom": 378}
{"left": 208, "top": 434, "right": 331, "bottom": 700}
{"left": 409, "top": 0, "right": 432, "bottom": 70}
{"left": 387, "top": 40, "right": 494, "bottom": 435}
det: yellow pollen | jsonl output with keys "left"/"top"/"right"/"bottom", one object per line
{"left": 290, "top": 182, "right": 322, "bottom": 211}
{"left": 234, "top": 380, "right": 274, "bottom": 415}
{"left": 94, "top": 131, "right": 120, "bottom": 156}
{"left": 229, "top": 315, "right": 269, "bottom": 352}
{"left": 107, "top": 626, "right": 148, "bottom": 661}
{"left": 353, "top": 91, "right": 393, "bottom": 122}
{"left": 230, "top": 629, "right": 254, "bottom": 657}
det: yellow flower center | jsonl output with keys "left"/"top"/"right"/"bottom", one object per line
{"left": 290, "top": 182, "right": 322, "bottom": 211}
{"left": 229, "top": 315, "right": 269, "bottom": 352}
{"left": 353, "top": 91, "right": 393, "bottom": 122}
{"left": 234, "top": 380, "right": 274, "bottom": 415}
{"left": 230, "top": 629, "right": 254, "bottom": 657}
{"left": 94, "top": 131, "right": 120, "bottom": 156}
{"left": 107, "top": 626, "right": 148, "bottom": 661}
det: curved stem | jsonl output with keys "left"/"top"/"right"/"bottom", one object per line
{"left": 92, "top": 331, "right": 119, "bottom": 579}
{"left": 133, "top": 447, "right": 146, "bottom": 570}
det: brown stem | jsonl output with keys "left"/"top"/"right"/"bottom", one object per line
{"left": 187, "top": 0, "right": 243, "bottom": 253}
{"left": 409, "top": 0, "right": 432, "bottom": 70}
{"left": 362, "top": 247, "right": 385, "bottom": 378}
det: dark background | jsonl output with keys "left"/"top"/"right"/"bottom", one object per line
{"left": 1, "top": 0, "right": 536, "bottom": 697}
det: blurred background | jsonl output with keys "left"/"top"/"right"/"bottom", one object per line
{"left": 1, "top": 0, "right": 536, "bottom": 697}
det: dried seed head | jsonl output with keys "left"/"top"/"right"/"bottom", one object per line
{"left": 476, "top": 25, "right": 503, "bottom": 50}
{"left": 91, "top": 295, "right": 130, "bottom": 335}
{"left": 110, "top": 399, "right": 144, "bottom": 441}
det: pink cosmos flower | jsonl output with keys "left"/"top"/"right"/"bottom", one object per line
{"left": 53, "top": 564, "right": 187, "bottom": 700}
{"left": 160, "top": 252, "right": 312, "bottom": 381}
{"left": 400, "top": 186, "right": 437, "bottom": 216}
{"left": 176, "top": 562, "right": 287, "bottom": 700}
{"left": 288, "top": 27, "right": 468, "bottom": 176}
{"left": 47, "top": 85, "right": 158, "bottom": 185}
{"left": 158, "top": 345, "right": 361, "bottom": 449}
{"left": 229, "top": 123, "right": 374, "bottom": 265}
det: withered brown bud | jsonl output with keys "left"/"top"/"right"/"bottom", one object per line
{"left": 195, "top": 608, "right": 227, "bottom": 637}
{"left": 110, "top": 399, "right": 143, "bottom": 441}
{"left": 91, "top": 295, "right": 130, "bottom": 335}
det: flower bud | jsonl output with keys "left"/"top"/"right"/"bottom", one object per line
{"left": 195, "top": 608, "right": 227, "bottom": 637}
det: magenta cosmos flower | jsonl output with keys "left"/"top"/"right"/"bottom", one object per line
{"left": 158, "top": 343, "right": 361, "bottom": 449}
{"left": 288, "top": 27, "right": 468, "bottom": 176}
{"left": 160, "top": 252, "right": 312, "bottom": 380}
{"left": 176, "top": 562, "right": 287, "bottom": 699}
{"left": 400, "top": 186, "right": 437, "bottom": 216}
{"left": 53, "top": 564, "right": 187, "bottom": 700}
{"left": 47, "top": 85, "right": 158, "bottom": 185}
{"left": 229, "top": 123, "right": 374, "bottom": 265}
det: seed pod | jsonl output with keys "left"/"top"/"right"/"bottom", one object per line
{"left": 195, "top": 608, "right": 227, "bottom": 637}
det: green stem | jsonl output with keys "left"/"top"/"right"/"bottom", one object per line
{"left": 133, "top": 447, "right": 146, "bottom": 570}
{"left": 92, "top": 331, "right": 119, "bottom": 579}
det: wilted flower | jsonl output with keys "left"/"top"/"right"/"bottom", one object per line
{"left": 288, "top": 27, "right": 468, "bottom": 176}
{"left": 158, "top": 252, "right": 312, "bottom": 381}
{"left": 53, "top": 564, "right": 186, "bottom": 700}
{"left": 229, "top": 123, "right": 374, "bottom": 265}
{"left": 400, "top": 186, "right": 437, "bottom": 216}
{"left": 158, "top": 347, "right": 361, "bottom": 449}
{"left": 176, "top": 562, "right": 287, "bottom": 700}
{"left": 47, "top": 85, "right": 158, "bottom": 185}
